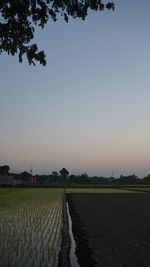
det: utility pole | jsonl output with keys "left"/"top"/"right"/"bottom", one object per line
{"left": 30, "top": 164, "right": 33, "bottom": 175}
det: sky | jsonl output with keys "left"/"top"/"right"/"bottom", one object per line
{"left": 0, "top": 0, "right": 150, "bottom": 177}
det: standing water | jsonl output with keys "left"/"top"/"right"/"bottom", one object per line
{"left": 66, "top": 202, "right": 80, "bottom": 267}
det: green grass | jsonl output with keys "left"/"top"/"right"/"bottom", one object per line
{"left": 66, "top": 188, "right": 142, "bottom": 193}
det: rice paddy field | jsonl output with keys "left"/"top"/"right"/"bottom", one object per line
{"left": 0, "top": 187, "right": 149, "bottom": 267}
{"left": 0, "top": 188, "right": 63, "bottom": 267}
{"left": 67, "top": 193, "right": 150, "bottom": 266}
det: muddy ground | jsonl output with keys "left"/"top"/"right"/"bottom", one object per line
{"left": 67, "top": 193, "right": 150, "bottom": 267}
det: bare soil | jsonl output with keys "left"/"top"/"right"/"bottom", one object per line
{"left": 67, "top": 193, "right": 150, "bottom": 267}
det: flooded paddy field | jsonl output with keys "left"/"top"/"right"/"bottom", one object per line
{"left": 0, "top": 188, "right": 63, "bottom": 267}
{"left": 67, "top": 193, "right": 150, "bottom": 267}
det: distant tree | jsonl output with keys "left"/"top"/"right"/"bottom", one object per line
{"left": 51, "top": 171, "right": 58, "bottom": 183}
{"left": 70, "top": 174, "right": 77, "bottom": 182}
{"left": 81, "top": 173, "right": 88, "bottom": 178}
{"left": 80, "top": 173, "right": 89, "bottom": 183}
{"left": 144, "top": 174, "right": 150, "bottom": 183}
{"left": 119, "top": 173, "right": 138, "bottom": 184}
{"left": 38, "top": 175, "right": 46, "bottom": 184}
{"left": 59, "top": 168, "right": 69, "bottom": 179}
{"left": 130, "top": 174, "right": 138, "bottom": 179}
{"left": 0, "top": 165, "right": 10, "bottom": 175}
{"left": 52, "top": 171, "right": 58, "bottom": 176}
{"left": 0, "top": 0, "right": 115, "bottom": 65}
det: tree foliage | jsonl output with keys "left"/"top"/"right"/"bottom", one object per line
{"left": 0, "top": 165, "right": 10, "bottom": 175}
{"left": 59, "top": 167, "right": 69, "bottom": 178}
{"left": 52, "top": 171, "right": 58, "bottom": 176}
{"left": 0, "top": 0, "right": 114, "bottom": 65}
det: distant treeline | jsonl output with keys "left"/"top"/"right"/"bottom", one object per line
{"left": 1, "top": 164, "right": 150, "bottom": 187}
{"left": 35, "top": 173, "right": 150, "bottom": 185}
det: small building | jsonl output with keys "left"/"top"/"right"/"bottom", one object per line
{"left": 0, "top": 171, "right": 36, "bottom": 186}
{"left": 11, "top": 173, "right": 25, "bottom": 185}
{"left": 18, "top": 171, "right": 36, "bottom": 184}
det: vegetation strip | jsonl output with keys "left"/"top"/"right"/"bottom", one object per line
{"left": 117, "top": 186, "right": 150, "bottom": 193}
{"left": 66, "top": 188, "right": 141, "bottom": 193}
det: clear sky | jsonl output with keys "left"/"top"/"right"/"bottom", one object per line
{"left": 0, "top": 0, "right": 150, "bottom": 177}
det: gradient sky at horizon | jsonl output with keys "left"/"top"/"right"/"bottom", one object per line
{"left": 1, "top": 0, "right": 150, "bottom": 177}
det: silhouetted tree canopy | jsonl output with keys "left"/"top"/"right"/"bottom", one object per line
{"left": 52, "top": 171, "right": 58, "bottom": 176}
{"left": 0, "top": 0, "right": 114, "bottom": 65}
{"left": 0, "top": 165, "right": 10, "bottom": 175}
{"left": 59, "top": 168, "right": 69, "bottom": 178}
